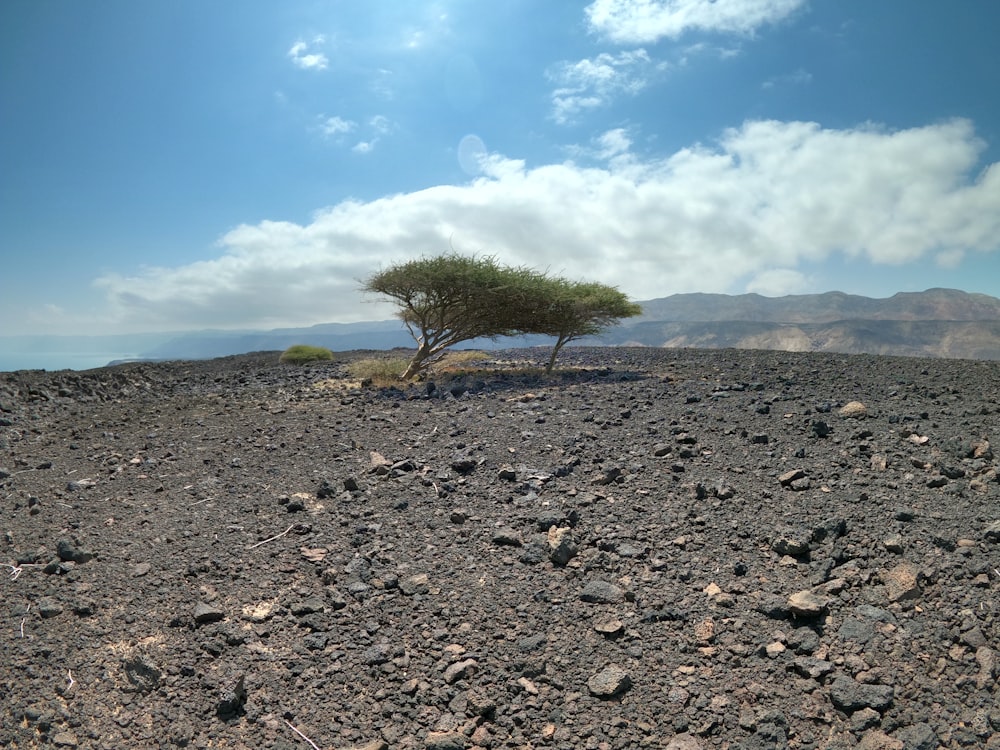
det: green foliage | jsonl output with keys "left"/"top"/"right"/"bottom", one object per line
{"left": 526, "top": 280, "right": 643, "bottom": 372}
{"left": 363, "top": 253, "right": 640, "bottom": 379}
{"left": 279, "top": 344, "right": 334, "bottom": 365}
{"left": 364, "top": 253, "right": 550, "bottom": 379}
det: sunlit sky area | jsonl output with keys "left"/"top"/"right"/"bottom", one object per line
{"left": 2, "top": 0, "right": 999, "bottom": 337}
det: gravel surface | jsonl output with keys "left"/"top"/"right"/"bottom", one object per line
{"left": 1, "top": 347, "right": 998, "bottom": 750}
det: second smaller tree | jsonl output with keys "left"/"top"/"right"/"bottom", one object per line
{"left": 526, "top": 280, "right": 642, "bottom": 372}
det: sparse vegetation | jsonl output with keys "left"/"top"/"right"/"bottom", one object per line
{"left": 434, "top": 349, "right": 490, "bottom": 371}
{"left": 525, "top": 280, "right": 643, "bottom": 372}
{"left": 363, "top": 253, "right": 640, "bottom": 379}
{"left": 278, "top": 344, "right": 334, "bottom": 365}
{"left": 345, "top": 356, "right": 410, "bottom": 386}
{"left": 345, "top": 350, "right": 490, "bottom": 387}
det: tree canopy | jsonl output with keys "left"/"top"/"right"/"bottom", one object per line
{"left": 525, "top": 280, "right": 643, "bottom": 373}
{"left": 363, "top": 253, "right": 641, "bottom": 379}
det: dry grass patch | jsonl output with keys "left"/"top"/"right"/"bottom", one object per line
{"left": 344, "top": 356, "right": 411, "bottom": 387}
{"left": 433, "top": 349, "right": 491, "bottom": 369}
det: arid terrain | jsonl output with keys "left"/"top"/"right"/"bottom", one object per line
{"left": 1, "top": 347, "right": 998, "bottom": 750}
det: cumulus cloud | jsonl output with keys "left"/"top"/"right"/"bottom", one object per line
{"left": 548, "top": 50, "right": 662, "bottom": 124}
{"left": 586, "top": 0, "right": 806, "bottom": 43}
{"left": 94, "top": 119, "right": 1000, "bottom": 331}
{"left": 288, "top": 36, "right": 328, "bottom": 70}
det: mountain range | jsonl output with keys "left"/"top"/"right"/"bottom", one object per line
{"left": 601, "top": 288, "right": 1000, "bottom": 360}
{"left": 3, "top": 288, "right": 1000, "bottom": 370}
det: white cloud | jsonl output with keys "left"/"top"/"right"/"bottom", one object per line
{"left": 93, "top": 119, "right": 1000, "bottom": 332}
{"left": 347, "top": 116, "right": 395, "bottom": 153}
{"left": 288, "top": 36, "right": 328, "bottom": 70}
{"left": 586, "top": 0, "right": 806, "bottom": 43}
{"left": 369, "top": 115, "right": 393, "bottom": 134}
{"left": 596, "top": 128, "right": 632, "bottom": 158}
{"left": 548, "top": 50, "right": 662, "bottom": 124}
{"left": 321, "top": 116, "right": 356, "bottom": 137}
{"left": 762, "top": 68, "right": 812, "bottom": 89}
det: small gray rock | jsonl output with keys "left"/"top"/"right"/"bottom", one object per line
{"left": 443, "top": 658, "right": 477, "bottom": 684}
{"left": 984, "top": 520, "right": 1000, "bottom": 543}
{"left": 123, "top": 655, "right": 161, "bottom": 693}
{"left": 587, "top": 663, "right": 632, "bottom": 698}
{"left": 193, "top": 601, "right": 225, "bottom": 625}
{"left": 50, "top": 731, "right": 78, "bottom": 747}
{"left": 547, "top": 526, "right": 577, "bottom": 565}
{"left": 491, "top": 528, "right": 523, "bottom": 547}
{"left": 829, "top": 675, "right": 894, "bottom": 713}
{"left": 778, "top": 469, "right": 806, "bottom": 486}
{"left": 216, "top": 674, "right": 247, "bottom": 719}
{"left": 37, "top": 597, "right": 63, "bottom": 619}
{"left": 580, "top": 579, "right": 625, "bottom": 604}
{"left": 787, "top": 590, "right": 827, "bottom": 618}
{"left": 399, "top": 573, "right": 430, "bottom": 596}
{"left": 424, "top": 731, "right": 467, "bottom": 750}
{"left": 894, "top": 722, "right": 938, "bottom": 750}
{"left": 664, "top": 734, "right": 704, "bottom": 750}
{"left": 791, "top": 656, "right": 834, "bottom": 681}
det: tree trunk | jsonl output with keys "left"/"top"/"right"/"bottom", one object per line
{"left": 401, "top": 343, "right": 433, "bottom": 380}
{"left": 545, "top": 337, "right": 568, "bottom": 373}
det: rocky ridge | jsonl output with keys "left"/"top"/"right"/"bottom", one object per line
{"left": 0, "top": 347, "right": 998, "bottom": 749}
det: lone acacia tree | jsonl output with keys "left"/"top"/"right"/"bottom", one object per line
{"left": 363, "top": 253, "right": 548, "bottom": 380}
{"left": 363, "top": 253, "right": 641, "bottom": 379}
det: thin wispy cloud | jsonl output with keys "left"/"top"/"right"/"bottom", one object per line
{"left": 288, "top": 35, "right": 329, "bottom": 70}
{"left": 348, "top": 116, "right": 395, "bottom": 153}
{"left": 549, "top": 49, "right": 662, "bottom": 124}
{"left": 369, "top": 115, "right": 393, "bottom": 134}
{"left": 320, "top": 116, "right": 356, "bottom": 137}
{"left": 762, "top": 68, "right": 813, "bottom": 89}
{"left": 93, "top": 119, "right": 1000, "bottom": 332}
{"left": 586, "top": 0, "right": 807, "bottom": 43}
{"left": 745, "top": 268, "right": 811, "bottom": 295}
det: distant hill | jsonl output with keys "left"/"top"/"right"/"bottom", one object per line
{"left": 138, "top": 288, "right": 1000, "bottom": 362}
{"left": 5, "top": 288, "right": 1000, "bottom": 371}
{"left": 602, "top": 288, "right": 1000, "bottom": 359}
{"left": 632, "top": 288, "right": 1000, "bottom": 324}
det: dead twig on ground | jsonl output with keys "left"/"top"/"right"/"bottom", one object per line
{"left": 284, "top": 719, "right": 322, "bottom": 750}
{"left": 248, "top": 524, "right": 295, "bottom": 550}
{"left": 7, "top": 563, "right": 42, "bottom": 580}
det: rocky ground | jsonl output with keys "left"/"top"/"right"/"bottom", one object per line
{"left": 0, "top": 347, "right": 997, "bottom": 750}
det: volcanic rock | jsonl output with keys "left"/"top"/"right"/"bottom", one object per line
{"left": 1, "top": 347, "right": 997, "bottom": 748}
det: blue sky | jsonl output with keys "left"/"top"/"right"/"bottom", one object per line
{"left": 2, "top": 0, "right": 999, "bottom": 337}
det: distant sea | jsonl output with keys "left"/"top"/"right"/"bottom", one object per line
{"left": 0, "top": 352, "right": 137, "bottom": 373}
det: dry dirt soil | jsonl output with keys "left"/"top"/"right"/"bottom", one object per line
{"left": 1, "top": 347, "right": 998, "bottom": 750}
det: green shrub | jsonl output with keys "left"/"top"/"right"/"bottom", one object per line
{"left": 279, "top": 344, "right": 334, "bottom": 365}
